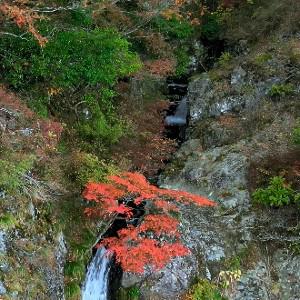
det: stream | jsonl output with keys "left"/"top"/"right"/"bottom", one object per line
{"left": 81, "top": 80, "right": 189, "bottom": 300}
{"left": 82, "top": 247, "right": 112, "bottom": 300}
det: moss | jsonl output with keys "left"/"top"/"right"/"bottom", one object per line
{"left": 254, "top": 53, "right": 272, "bottom": 65}
{"left": 0, "top": 155, "right": 35, "bottom": 194}
{"left": 64, "top": 261, "right": 86, "bottom": 282}
{"left": 0, "top": 213, "right": 18, "bottom": 229}
{"left": 187, "top": 279, "right": 227, "bottom": 300}
{"left": 65, "top": 151, "right": 118, "bottom": 188}
{"left": 65, "top": 282, "right": 81, "bottom": 299}
{"left": 163, "top": 158, "right": 185, "bottom": 177}
{"left": 117, "top": 286, "right": 141, "bottom": 300}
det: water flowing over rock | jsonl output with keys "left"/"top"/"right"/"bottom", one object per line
{"left": 165, "top": 96, "right": 188, "bottom": 126}
{"left": 82, "top": 247, "right": 112, "bottom": 300}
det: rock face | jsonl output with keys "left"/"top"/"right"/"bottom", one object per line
{"left": 122, "top": 33, "right": 300, "bottom": 299}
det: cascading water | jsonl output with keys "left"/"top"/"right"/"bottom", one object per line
{"left": 82, "top": 247, "right": 112, "bottom": 300}
{"left": 81, "top": 79, "right": 189, "bottom": 300}
{"left": 165, "top": 96, "right": 188, "bottom": 126}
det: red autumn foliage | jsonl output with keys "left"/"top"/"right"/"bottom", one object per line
{"left": 0, "top": 1, "right": 47, "bottom": 46}
{"left": 83, "top": 172, "right": 216, "bottom": 273}
{"left": 39, "top": 120, "right": 64, "bottom": 151}
{"left": 144, "top": 59, "right": 176, "bottom": 77}
{"left": 112, "top": 98, "right": 177, "bottom": 177}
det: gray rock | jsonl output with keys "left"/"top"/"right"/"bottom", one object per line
{"left": 0, "top": 281, "right": 7, "bottom": 295}
{"left": 231, "top": 66, "right": 247, "bottom": 88}
{"left": 230, "top": 262, "right": 271, "bottom": 300}
{"left": 273, "top": 250, "right": 300, "bottom": 300}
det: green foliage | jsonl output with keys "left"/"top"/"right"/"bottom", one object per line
{"left": 254, "top": 53, "right": 272, "bottom": 65}
{"left": 64, "top": 261, "right": 85, "bottom": 281}
{"left": 33, "top": 29, "right": 141, "bottom": 89}
{"left": 0, "top": 213, "right": 18, "bottom": 229}
{"left": 127, "top": 286, "right": 140, "bottom": 300}
{"left": 27, "top": 95, "right": 49, "bottom": 118}
{"left": 218, "top": 52, "right": 232, "bottom": 67}
{"left": 201, "top": 14, "right": 222, "bottom": 41}
{"left": 0, "top": 27, "right": 141, "bottom": 146}
{"left": 289, "top": 242, "right": 300, "bottom": 255}
{"left": 65, "top": 282, "right": 81, "bottom": 299}
{"left": 76, "top": 92, "right": 126, "bottom": 144}
{"left": 152, "top": 16, "right": 194, "bottom": 40}
{"left": 0, "top": 28, "right": 141, "bottom": 90}
{"left": 67, "top": 151, "right": 117, "bottom": 187}
{"left": 0, "top": 156, "right": 35, "bottom": 193}
{"left": 189, "top": 279, "right": 226, "bottom": 300}
{"left": 269, "top": 83, "right": 294, "bottom": 98}
{"left": 175, "top": 47, "right": 190, "bottom": 76}
{"left": 253, "top": 176, "right": 300, "bottom": 207}
{"left": 292, "top": 121, "right": 300, "bottom": 145}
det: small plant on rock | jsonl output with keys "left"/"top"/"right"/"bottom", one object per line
{"left": 269, "top": 83, "right": 294, "bottom": 98}
{"left": 186, "top": 279, "right": 227, "bottom": 300}
{"left": 252, "top": 176, "right": 300, "bottom": 207}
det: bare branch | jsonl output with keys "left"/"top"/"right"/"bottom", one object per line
{"left": 31, "top": 3, "right": 80, "bottom": 13}
{"left": 0, "top": 31, "right": 29, "bottom": 40}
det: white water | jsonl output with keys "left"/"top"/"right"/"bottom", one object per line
{"left": 165, "top": 96, "right": 188, "bottom": 126}
{"left": 82, "top": 247, "right": 111, "bottom": 300}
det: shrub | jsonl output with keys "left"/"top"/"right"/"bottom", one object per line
{"left": 0, "top": 28, "right": 141, "bottom": 89}
{"left": 67, "top": 152, "right": 117, "bottom": 187}
{"left": 152, "top": 15, "right": 194, "bottom": 40}
{"left": 65, "top": 282, "right": 81, "bottom": 299}
{"left": 175, "top": 47, "right": 190, "bottom": 76}
{"left": 218, "top": 52, "right": 232, "bottom": 67}
{"left": 254, "top": 53, "right": 272, "bottom": 65}
{"left": 33, "top": 29, "right": 141, "bottom": 89}
{"left": 201, "top": 14, "right": 222, "bottom": 41}
{"left": 0, "top": 28, "right": 141, "bottom": 146}
{"left": 252, "top": 176, "right": 300, "bottom": 207}
{"left": 0, "top": 156, "right": 35, "bottom": 194}
{"left": 76, "top": 91, "right": 127, "bottom": 145}
{"left": 187, "top": 279, "right": 226, "bottom": 300}
{"left": 269, "top": 83, "right": 294, "bottom": 98}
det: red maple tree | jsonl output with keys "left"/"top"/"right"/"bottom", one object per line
{"left": 83, "top": 172, "right": 216, "bottom": 273}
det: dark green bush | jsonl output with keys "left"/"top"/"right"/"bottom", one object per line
{"left": 0, "top": 27, "right": 141, "bottom": 145}
{"left": 253, "top": 176, "right": 300, "bottom": 207}
{"left": 175, "top": 47, "right": 190, "bottom": 76}
{"left": 201, "top": 14, "right": 222, "bottom": 41}
{"left": 152, "top": 16, "right": 194, "bottom": 40}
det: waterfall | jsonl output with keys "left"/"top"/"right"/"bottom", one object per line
{"left": 165, "top": 96, "right": 188, "bottom": 126}
{"left": 82, "top": 247, "right": 111, "bottom": 300}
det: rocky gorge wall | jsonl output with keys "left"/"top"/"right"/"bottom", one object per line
{"left": 121, "top": 29, "right": 300, "bottom": 300}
